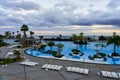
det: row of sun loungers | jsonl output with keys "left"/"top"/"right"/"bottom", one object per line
{"left": 41, "top": 64, "right": 63, "bottom": 70}
{"left": 19, "top": 62, "right": 120, "bottom": 79}
{"left": 66, "top": 67, "right": 89, "bottom": 74}
{"left": 101, "top": 71, "right": 120, "bottom": 79}
{"left": 41, "top": 64, "right": 89, "bottom": 75}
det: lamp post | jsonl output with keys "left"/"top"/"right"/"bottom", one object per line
{"left": 23, "top": 65, "right": 27, "bottom": 80}
{"left": 21, "top": 39, "right": 27, "bottom": 80}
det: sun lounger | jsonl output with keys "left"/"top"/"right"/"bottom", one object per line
{"left": 79, "top": 68, "right": 84, "bottom": 74}
{"left": 20, "top": 61, "right": 39, "bottom": 67}
{"left": 54, "top": 65, "right": 63, "bottom": 70}
{"left": 111, "top": 72, "right": 119, "bottom": 78}
{"left": 41, "top": 64, "right": 48, "bottom": 68}
{"left": 66, "top": 67, "right": 72, "bottom": 71}
{"left": 106, "top": 71, "right": 113, "bottom": 78}
{"left": 66, "top": 67, "right": 89, "bottom": 74}
{"left": 101, "top": 71, "right": 119, "bottom": 79}
{"left": 101, "top": 71, "right": 107, "bottom": 77}
{"left": 84, "top": 69, "right": 89, "bottom": 74}
{"left": 41, "top": 64, "right": 63, "bottom": 71}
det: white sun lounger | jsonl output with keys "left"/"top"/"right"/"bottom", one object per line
{"left": 106, "top": 71, "right": 113, "bottom": 78}
{"left": 20, "top": 61, "right": 39, "bottom": 67}
{"left": 66, "top": 67, "right": 89, "bottom": 74}
{"left": 66, "top": 67, "right": 72, "bottom": 71}
{"left": 101, "top": 71, "right": 107, "bottom": 77}
{"left": 41, "top": 64, "right": 48, "bottom": 68}
{"left": 79, "top": 68, "right": 84, "bottom": 74}
{"left": 111, "top": 72, "right": 119, "bottom": 78}
{"left": 41, "top": 64, "right": 63, "bottom": 71}
{"left": 101, "top": 71, "right": 119, "bottom": 79}
{"left": 84, "top": 69, "right": 89, "bottom": 74}
{"left": 54, "top": 65, "right": 62, "bottom": 70}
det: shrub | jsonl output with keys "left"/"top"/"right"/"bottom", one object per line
{"left": 98, "top": 53, "right": 106, "bottom": 57}
{"left": 40, "top": 45, "right": 46, "bottom": 50}
{"left": 55, "top": 54, "right": 64, "bottom": 58}
{"left": 0, "top": 58, "right": 22, "bottom": 65}
{"left": 51, "top": 51, "right": 64, "bottom": 58}
{"left": 111, "top": 52, "right": 120, "bottom": 57}
{"left": 51, "top": 51, "right": 57, "bottom": 57}
{"left": 0, "top": 50, "right": 22, "bottom": 65}
{"left": 72, "top": 49, "right": 80, "bottom": 54}
{"left": 0, "top": 42, "right": 9, "bottom": 47}
{"left": 13, "top": 50, "right": 21, "bottom": 58}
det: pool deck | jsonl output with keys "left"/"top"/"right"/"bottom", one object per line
{"left": 0, "top": 47, "right": 120, "bottom": 80}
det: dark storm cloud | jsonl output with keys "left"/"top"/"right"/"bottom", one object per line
{"left": 0, "top": 0, "right": 40, "bottom": 10}
{"left": 0, "top": 0, "right": 120, "bottom": 27}
{"left": 107, "top": 0, "right": 120, "bottom": 9}
{"left": 0, "top": 0, "right": 41, "bottom": 26}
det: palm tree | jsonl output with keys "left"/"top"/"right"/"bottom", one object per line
{"left": 72, "top": 32, "right": 85, "bottom": 50}
{"left": 4, "top": 31, "right": 11, "bottom": 43}
{"left": 94, "top": 43, "right": 106, "bottom": 53}
{"left": 72, "top": 34, "right": 79, "bottom": 50}
{"left": 20, "top": 24, "right": 29, "bottom": 46}
{"left": 29, "top": 31, "right": 34, "bottom": 45}
{"left": 47, "top": 41, "right": 55, "bottom": 51}
{"left": 17, "top": 31, "right": 19, "bottom": 34}
{"left": 16, "top": 31, "right": 21, "bottom": 41}
{"left": 16, "top": 33, "right": 21, "bottom": 41}
{"left": 12, "top": 32, "right": 15, "bottom": 39}
{"left": 16, "top": 31, "right": 19, "bottom": 39}
{"left": 59, "top": 34, "right": 62, "bottom": 43}
{"left": 99, "top": 35, "right": 107, "bottom": 41}
{"left": 107, "top": 32, "right": 120, "bottom": 54}
{"left": 94, "top": 43, "right": 99, "bottom": 53}
{"left": 79, "top": 32, "right": 85, "bottom": 43}
{"left": 100, "top": 44, "right": 106, "bottom": 51}
{"left": 79, "top": 32, "right": 84, "bottom": 39}
{"left": 56, "top": 43, "right": 64, "bottom": 55}
{"left": 39, "top": 36, "right": 44, "bottom": 43}
{"left": 30, "top": 31, "right": 34, "bottom": 39}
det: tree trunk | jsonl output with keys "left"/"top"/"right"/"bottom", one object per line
{"left": 50, "top": 47, "right": 52, "bottom": 51}
{"left": 76, "top": 41, "right": 78, "bottom": 50}
{"left": 114, "top": 44, "right": 116, "bottom": 53}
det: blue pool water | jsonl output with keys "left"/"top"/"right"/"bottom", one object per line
{"left": 26, "top": 41, "right": 120, "bottom": 65}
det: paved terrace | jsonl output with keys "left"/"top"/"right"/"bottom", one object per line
{"left": 0, "top": 47, "right": 120, "bottom": 80}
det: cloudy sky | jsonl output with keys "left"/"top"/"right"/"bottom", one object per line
{"left": 0, "top": 0, "right": 120, "bottom": 36}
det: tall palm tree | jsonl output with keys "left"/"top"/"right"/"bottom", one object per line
{"left": 94, "top": 43, "right": 99, "bottom": 53}
{"left": 79, "top": 32, "right": 84, "bottom": 43}
{"left": 100, "top": 44, "right": 106, "bottom": 51}
{"left": 72, "top": 34, "right": 80, "bottom": 50}
{"left": 57, "top": 43, "right": 64, "bottom": 54}
{"left": 30, "top": 31, "right": 34, "bottom": 45}
{"left": 16, "top": 31, "right": 19, "bottom": 39}
{"left": 16, "top": 31, "right": 21, "bottom": 41}
{"left": 4, "top": 31, "right": 11, "bottom": 43}
{"left": 17, "top": 31, "right": 19, "bottom": 34}
{"left": 30, "top": 31, "right": 34, "bottom": 39}
{"left": 107, "top": 32, "right": 120, "bottom": 53}
{"left": 59, "top": 34, "right": 62, "bottom": 43}
{"left": 12, "top": 32, "right": 15, "bottom": 39}
{"left": 20, "top": 24, "right": 29, "bottom": 46}
{"left": 47, "top": 41, "right": 55, "bottom": 51}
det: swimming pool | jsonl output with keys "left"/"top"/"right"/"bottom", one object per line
{"left": 26, "top": 41, "right": 120, "bottom": 65}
